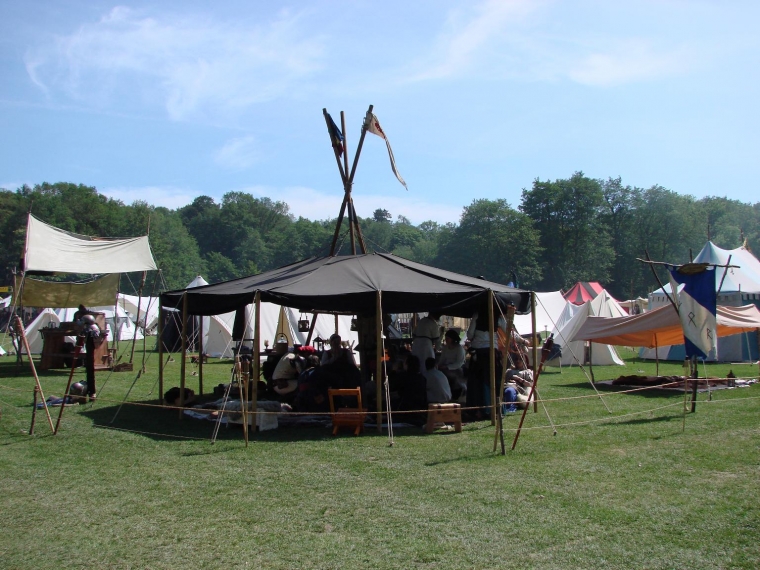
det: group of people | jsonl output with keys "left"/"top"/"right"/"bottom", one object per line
{"left": 411, "top": 307, "right": 535, "bottom": 420}
{"left": 254, "top": 306, "right": 535, "bottom": 423}
{"left": 261, "top": 333, "right": 361, "bottom": 413}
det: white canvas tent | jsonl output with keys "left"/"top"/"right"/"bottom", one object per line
{"left": 57, "top": 306, "right": 144, "bottom": 342}
{"left": 512, "top": 290, "right": 569, "bottom": 340}
{"left": 118, "top": 293, "right": 160, "bottom": 334}
{"left": 181, "top": 276, "right": 359, "bottom": 358}
{"left": 548, "top": 290, "right": 627, "bottom": 367}
{"left": 22, "top": 308, "right": 61, "bottom": 354}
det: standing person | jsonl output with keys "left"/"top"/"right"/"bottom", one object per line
{"left": 411, "top": 311, "right": 442, "bottom": 366}
{"left": 438, "top": 329, "right": 467, "bottom": 401}
{"left": 80, "top": 314, "right": 104, "bottom": 401}
{"left": 465, "top": 306, "right": 504, "bottom": 420}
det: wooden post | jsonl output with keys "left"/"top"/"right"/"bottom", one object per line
{"left": 690, "top": 356, "right": 698, "bottom": 413}
{"left": 198, "top": 313, "right": 203, "bottom": 396}
{"left": 488, "top": 290, "right": 496, "bottom": 425}
{"left": 158, "top": 304, "right": 164, "bottom": 401}
{"left": 655, "top": 334, "right": 659, "bottom": 377}
{"left": 129, "top": 270, "right": 147, "bottom": 364}
{"left": 179, "top": 292, "right": 187, "bottom": 420}
{"left": 305, "top": 312, "right": 319, "bottom": 346}
{"left": 55, "top": 344, "right": 83, "bottom": 434}
{"left": 494, "top": 303, "right": 515, "bottom": 453}
{"left": 376, "top": 291, "right": 383, "bottom": 433}
{"left": 531, "top": 291, "right": 538, "bottom": 414}
{"left": 13, "top": 316, "right": 54, "bottom": 434}
{"left": 252, "top": 292, "right": 261, "bottom": 440}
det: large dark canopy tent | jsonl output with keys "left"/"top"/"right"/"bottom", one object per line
{"left": 161, "top": 253, "right": 531, "bottom": 316}
{"left": 160, "top": 252, "right": 531, "bottom": 434}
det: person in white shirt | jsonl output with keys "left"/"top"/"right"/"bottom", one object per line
{"left": 424, "top": 357, "right": 452, "bottom": 404}
{"left": 411, "top": 312, "right": 442, "bottom": 366}
{"left": 438, "top": 329, "right": 467, "bottom": 401}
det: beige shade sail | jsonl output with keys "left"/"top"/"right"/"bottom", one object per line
{"left": 16, "top": 273, "right": 120, "bottom": 308}
{"left": 571, "top": 304, "right": 760, "bottom": 348}
{"left": 23, "top": 214, "right": 157, "bottom": 274}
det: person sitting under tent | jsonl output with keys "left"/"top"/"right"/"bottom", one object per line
{"left": 502, "top": 359, "right": 534, "bottom": 414}
{"left": 411, "top": 311, "right": 442, "bottom": 366}
{"left": 321, "top": 334, "right": 357, "bottom": 367}
{"left": 424, "top": 357, "right": 451, "bottom": 404}
{"left": 293, "top": 354, "right": 327, "bottom": 413}
{"left": 397, "top": 354, "right": 428, "bottom": 425}
{"left": 271, "top": 350, "right": 306, "bottom": 401}
{"left": 438, "top": 329, "right": 466, "bottom": 401}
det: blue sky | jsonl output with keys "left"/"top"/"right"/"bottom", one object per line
{"left": 1, "top": 1, "right": 758, "bottom": 225}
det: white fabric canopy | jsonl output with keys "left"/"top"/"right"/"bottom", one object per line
{"left": 24, "top": 215, "right": 157, "bottom": 274}
{"left": 513, "top": 290, "right": 569, "bottom": 337}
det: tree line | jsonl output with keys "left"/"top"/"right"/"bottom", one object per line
{"left": 1, "top": 174, "right": 758, "bottom": 301}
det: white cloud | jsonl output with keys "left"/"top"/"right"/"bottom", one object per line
{"left": 24, "top": 6, "right": 326, "bottom": 121}
{"left": 404, "top": 0, "right": 694, "bottom": 87}
{"left": 214, "top": 136, "right": 262, "bottom": 170}
{"left": 244, "top": 185, "right": 463, "bottom": 225}
{"left": 100, "top": 185, "right": 198, "bottom": 209}
{"left": 566, "top": 41, "right": 693, "bottom": 86}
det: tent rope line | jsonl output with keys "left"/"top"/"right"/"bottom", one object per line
{"left": 3, "top": 375, "right": 755, "bottom": 405}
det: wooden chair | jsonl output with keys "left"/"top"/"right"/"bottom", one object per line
{"left": 425, "top": 403, "right": 462, "bottom": 434}
{"left": 328, "top": 388, "right": 366, "bottom": 436}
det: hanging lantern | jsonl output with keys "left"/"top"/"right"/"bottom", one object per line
{"left": 298, "top": 312, "right": 310, "bottom": 332}
{"left": 350, "top": 317, "right": 358, "bottom": 331}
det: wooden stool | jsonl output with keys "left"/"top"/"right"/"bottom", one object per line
{"left": 328, "top": 388, "right": 366, "bottom": 436}
{"left": 425, "top": 403, "right": 462, "bottom": 434}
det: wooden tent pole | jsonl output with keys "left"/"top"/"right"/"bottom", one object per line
{"left": 252, "top": 291, "right": 261, "bottom": 440}
{"left": 348, "top": 105, "right": 373, "bottom": 184}
{"left": 655, "top": 334, "right": 659, "bottom": 376}
{"left": 158, "top": 304, "right": 164, "bottom": 401}
{"left": 198, "top": 313, "right": 203, "bottom": 395}
{"left": 376, "top": 291, "right": 383, "bottom": 433}
{"left": 179, "top": 292, "right": 187, "bottom": 420}
{"left": 531, "top": 291, "right": 538, "bottom": 414}
{"left": 488, "top": 290, "right": 496, "bottom": 425}
{"left": 348, "top": 197, "right": 367, "bottom": 254}
{"left": 129, "top": 270, "right": 147, "bottom": 364}
{"left": 13, "top": 315, "right": 54, "bottom": 434}
{"left": 305, "top": 312, "right": 319, "bottom": 346}
{"left": 494, "top": 303, "right": 515, "bottom": 453}
{"left": 329, "top": 197, "right": 348, "bottom": 256}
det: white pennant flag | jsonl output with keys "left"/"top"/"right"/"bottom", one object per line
{"left": 366, "top": 113, "right": 408, "bottom": 190}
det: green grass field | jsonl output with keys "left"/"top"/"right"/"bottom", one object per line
{"left": 1, "top": 343, "right": 758, "bottom": 569}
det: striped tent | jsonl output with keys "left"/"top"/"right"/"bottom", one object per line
{"left": 563, "top": 281, "right": 605, "bottom": 305}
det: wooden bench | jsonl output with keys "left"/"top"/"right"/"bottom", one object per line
{"left": 425, "top": 403, "right": 462, "bottom": 434}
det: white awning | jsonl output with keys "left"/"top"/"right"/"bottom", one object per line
{"left": 23, "top": 215, "right": 157, "bottom": 274}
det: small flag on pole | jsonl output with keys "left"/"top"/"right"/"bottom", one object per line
{"left": 668, "top": 264, "right": 717, "bottom": 358}
{"left": 326, "top": 113, "right": 344, "bottom": 157}
{"left": 366, "top": 113, "right": 408, "bottom": 190}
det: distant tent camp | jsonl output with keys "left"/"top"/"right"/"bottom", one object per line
{"left": 513, "top": 290, "right": 568, "bottom": 339}
{"left": 548, "top": 290, "right": 627, "bottom": 367}
{"left": 644, "top": 240, "right": 760, "bottom": 361}
{"left": 563, "top": 282, "right": 605, "bottom": 305}
{"left": 22, "top": 309, "right": 61, "bottom": 354}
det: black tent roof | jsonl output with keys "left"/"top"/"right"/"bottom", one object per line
{"left": 161, "top": 253, "right": 531, "bottom": 317}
